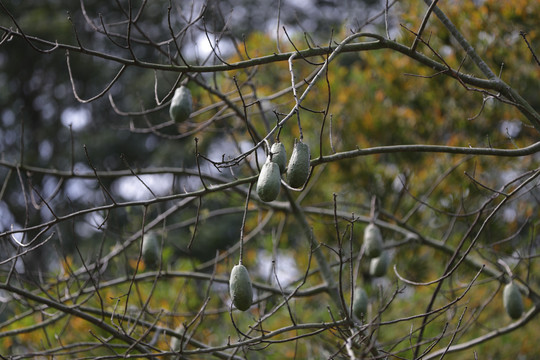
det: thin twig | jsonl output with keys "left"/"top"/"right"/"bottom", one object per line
{"left": 411, "top": 0, "right": 439, "bottom": 51}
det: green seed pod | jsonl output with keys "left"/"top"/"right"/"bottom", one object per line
{"left": 256, "top": 161, "right": 281, "bottom": 202}
{"left": 369, "top": 251, "right": 389, "bottom": 277}
{"left": 270, "top": 141, "right": 287, "bottom": 174}
{"left": 503, "top": 282, "right": 524, "bottom": 320}
{"left": 364, "top": 223, "right": 383, "bottom": 258}
{"left": 169, "top": 85, "right": 193, "bottom": 123}
{"left": 142, "top": 232, "right": 160, "bottom": 270}
{"left": 229, "top": 264, "right": 253, "bottom": 311}
{"left": 286, "top": 140, "right": 310, "bottom": 188}
{"left": 352, "top": 287, "right": 368, "bottom": 319}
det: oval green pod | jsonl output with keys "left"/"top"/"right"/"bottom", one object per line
{"left": 364, "top": 223, "right": 383, "bottom": 258}
{"left": 286, "top": 140, "right": 310, "bottom": 188}
{"left": 352, "top": 287, "right": 368, "bottom": 319}
{"left": 229, "top": 264, "right": 253, "bottom": 311}
{"left": 369, "top": 251, "right": 389, "bottom": 277}
{"left": 503, "top": 282, "right": 524, "bottom": 320}
{"left": 256, "top": 161, "right": 281, "bottom": 202}
{"left": 142, "top": 232, "right": 159, "bottom": 270}
{"left": 271, "top": 142, "right": 287, "bottom": 174}
{"left": 169, "top": 85, "right": 193, "bottom": 123}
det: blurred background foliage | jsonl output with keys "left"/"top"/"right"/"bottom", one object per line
{"left": 1, "top": 0, "right": 539, "bottom": 358}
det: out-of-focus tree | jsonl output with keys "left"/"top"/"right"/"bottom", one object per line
{"left": 1, "top": 0, "right": 539, "bottom": 358}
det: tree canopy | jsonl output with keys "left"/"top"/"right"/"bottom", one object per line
{"left": 1, "top": 0, "right": 540, "bottom": 358}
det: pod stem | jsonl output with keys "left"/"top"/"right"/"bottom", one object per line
{"left": 296, "top": 111, "right": 304, "bottom": 141}
{"left": 239, "top": 182, "right": 253, "bottom": 265}
{"left": 497, "top": 259, "right": 513, "bottom": 283}
{"left": 369, "top": 195, "right": 379, "bottom": 223}
{"left": 263, "top": 139, "right": 271, "bottom": 158}
{"left": 275, "top": 125, "right": 283, "bottom": 142}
